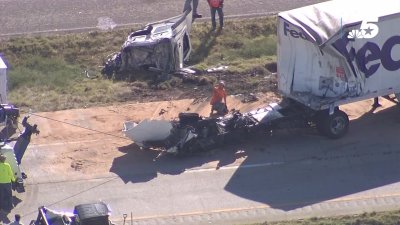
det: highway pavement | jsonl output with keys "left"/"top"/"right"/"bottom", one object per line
{"left": 8, "top": 99, "right": 400, "bottom": 225}
{"left": 0, "top": 0, "right": 326, "bottom": 36}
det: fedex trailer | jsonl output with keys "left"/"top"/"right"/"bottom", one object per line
{"left": 273, "top": 0, "right": 400, "bottom": 138}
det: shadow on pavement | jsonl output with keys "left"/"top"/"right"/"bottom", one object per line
{"left": 110, "top": 142, "right": 248, "bottom": 184}
{"left": 225, "top": 104, "right": 400, "bottom": 211}
{"left": 0, "top": 196, "right": 22, "bottom": 223}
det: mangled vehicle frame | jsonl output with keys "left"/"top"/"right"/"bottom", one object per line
{"left": 123, "top": 103, "right": 291, "bottom": 156}
{"left": 103, "top": 10, "right": 193, "bottom": 79}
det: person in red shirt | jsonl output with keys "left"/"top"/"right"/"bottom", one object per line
{"left": 207, "top": 0, "right": 224, "bottom": 31}
{"left": 210, "top": 81, "right": 228, "bottom": 116}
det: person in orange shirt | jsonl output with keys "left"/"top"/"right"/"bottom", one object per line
{"left": 210, "top": 81, "right": 228, "bottom": 116}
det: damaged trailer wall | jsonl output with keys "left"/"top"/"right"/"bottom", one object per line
{"left": 277, "top": 0, "right": 400, "bottom": 109}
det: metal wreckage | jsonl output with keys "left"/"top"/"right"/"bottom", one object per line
{"left": 123, "top": 100, "right": 302, "bottom": 156}
{"left": 102, "top": 9, "right": 193, "bottom": 80}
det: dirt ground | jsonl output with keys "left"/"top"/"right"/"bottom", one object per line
{"left": 23, "top": 91, "right": 398, "bottom": 179}
{"left": 25, "top": 92, "right": 280, "bottom": 177}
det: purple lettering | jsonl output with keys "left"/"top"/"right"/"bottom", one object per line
{"left": 283, "top": 22, "right": 307, "bottom": 40}
{"left": 284, "top": 22, "right": 290, "bottom": 36}
{"left": 333, "top": 35, "right": 400, "bottom": 78}
{"left": 381, "top": 36, "right": 400, "bottom": 71}
{"left": 356, "top": 42, "right": 381, "bottom": 78}
{"left": 290, "top": 30, "right": 299, "bottom": 38}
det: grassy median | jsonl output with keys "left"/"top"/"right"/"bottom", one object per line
{"left": 0, "top": 17, "right": 277, "bottom": 112}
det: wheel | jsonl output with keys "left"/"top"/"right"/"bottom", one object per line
{"left": 316, "top": 109, "right": 349, "bottom": 139}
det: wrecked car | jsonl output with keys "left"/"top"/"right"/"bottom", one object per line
{"left": 123, "top": 103, "right": 288, "bottom": 156}
{"left": 102, "top": 9, "right": 193, "bottom": 80}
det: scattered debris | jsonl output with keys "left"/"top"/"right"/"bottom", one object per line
{"left": 241, "top": 93, "right": 259, "bottom": 103}
{"left": 159, "top": 108, "right": 168, "bottom": 115}
{"left": 179, "top": 67, "right": 197, "bottom": 74}
{"left": 206, "top": 65, "right": 228, "bottom": 73}
{"left": 191, "top": 97, "right": 208, "bottom": 105}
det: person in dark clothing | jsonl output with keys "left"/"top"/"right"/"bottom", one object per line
{"left": 13, "top": 116, "right": 39, "bottom": 165}
{"left": 207, "top": 0, "right": 224, "bottom": 31}
{"left": 184, "top": 0, "right": 202, "bottom": 18}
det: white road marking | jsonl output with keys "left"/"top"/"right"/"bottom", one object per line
{"left": 184, "top": 161, "right": 284, "bottom": 174}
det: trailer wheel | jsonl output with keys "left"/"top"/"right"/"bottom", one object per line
{"left": 317, "top": 109, "right": 349, "bottom": 139}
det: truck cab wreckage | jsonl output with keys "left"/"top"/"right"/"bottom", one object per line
{"left": 123, "top": 100, "right": 307, "bottom": 156}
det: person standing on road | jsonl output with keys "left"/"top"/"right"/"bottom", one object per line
{"left": 184, "top": 0, "right": 202, "bottom": 18}
{"left": 210, "top": 80, "right": 228, "bottom": 116}
{"left": 0, "top": 154, "right": 15, "bottom": 212}
{"left": 8, "top": 214, "right": 24, "bottom": 225}
{"left": 207, "top": 0, "right": 224, "bottom": 31}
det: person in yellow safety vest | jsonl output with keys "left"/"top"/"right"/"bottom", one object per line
{"left": 0, "top": 154, "right": 15, "bottom": 213}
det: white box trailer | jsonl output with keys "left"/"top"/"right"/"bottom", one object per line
{"left": 274, "top": 0, "right": 400, "bottom": 138}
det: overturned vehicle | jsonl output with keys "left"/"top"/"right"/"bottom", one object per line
{"left": 102, "top": 10, "right": 193, "bottom": 79}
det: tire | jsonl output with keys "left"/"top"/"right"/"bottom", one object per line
{"left": 316, "top": 109, "right": 349, "bottom": 139}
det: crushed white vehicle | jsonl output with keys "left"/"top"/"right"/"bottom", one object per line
{"left": 123, "top": 105, "right": 285, "bottom": 156}
{"left": 102, "top": 10, "right": 193, "bottom": 80}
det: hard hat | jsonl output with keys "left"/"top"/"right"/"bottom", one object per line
{"left": 219, "top": 80, "right": 225, "bottom": 86}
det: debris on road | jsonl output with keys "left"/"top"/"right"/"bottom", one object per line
{"left": 241, "top": 93, "right": 259, "bottom": 103}
{"left": 122, "top": 104, "right": 286, "bottom": 155}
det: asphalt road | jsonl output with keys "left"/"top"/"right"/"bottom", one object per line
{"left": 0, "top": 0, "right": 326, "bottom": 36}
{"left": 8, "top": 99, "right": 400, "bottom": 225}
